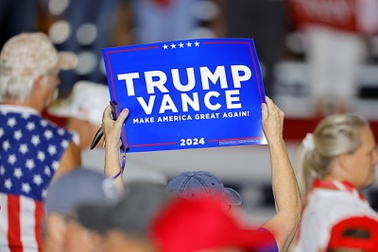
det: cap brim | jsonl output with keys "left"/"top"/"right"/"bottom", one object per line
{"left": 224, "top": 187, "right": 242, "bottom": 205}
{"left": 77, "top": 204, "right": 113, "bottom": 233}
{"left": 57, "top": 52, "right": 78, "bottom": 70}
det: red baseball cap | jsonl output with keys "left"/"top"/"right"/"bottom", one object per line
{"left": 150, "top": 194, "right": 277, "bottom": 252}
{"left": 327, "top": 216, "right": 378, "bottom": 251}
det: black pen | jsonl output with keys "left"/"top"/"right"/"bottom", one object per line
{"left": 90, "top": 127, "right": 104, "bottom": 150}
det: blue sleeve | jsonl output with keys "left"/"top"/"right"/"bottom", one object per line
{"left": 255, "top": 228, "right": 279, "bottom": 252}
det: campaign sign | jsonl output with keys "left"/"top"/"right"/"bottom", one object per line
{"left": 102, "top": 38, "right": 266, "bottom": 153}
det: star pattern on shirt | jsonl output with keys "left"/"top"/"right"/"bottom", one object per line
{"left": 0, "top": 110, "right": 73, "bottom": 201}
{"left": 37, "top": 151, "right": 45, "bottom": 162}
{"left": 3, "top": 140, "right": 10, "bottom": 151}
{"left": 14, "top": 130, "right": 22, "bottom": 140}
{"left": 19, "top": 144, "right": 28, "bottom": 154}
{"left": 26, "top": 122, "right": 35, "bottom": 131}
{"left": 31, "top": 135, "right": 40, "bottom": 146}
{"left": 33, "top": 174, "right": 43, "bottom": 186}
{"left": 7, "top": 117, "right": 17, "bottom": 128}
{"left": 14, "top": 168, "right": 23, "bottom": 179}
{"left": 26, "top": 159, "right": 35, "bottom": 170}
{"left": 5, "top": 179, "right": 12, "bottom": 190}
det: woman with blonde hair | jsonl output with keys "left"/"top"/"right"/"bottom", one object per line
{"left": 293, "top": 113, "right": 378, "bottom": 252}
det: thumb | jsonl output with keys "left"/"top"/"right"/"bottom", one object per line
{"left": 117, "top": 108, "right": 129, "bottom": 124}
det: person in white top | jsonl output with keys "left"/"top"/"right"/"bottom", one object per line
{"left": 293, "top": 113, "right": 378, "bottom": 252}
{"left": 287, "top": 0, "right": 378, "bottom": 116}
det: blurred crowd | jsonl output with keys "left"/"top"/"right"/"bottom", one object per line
{"left": 0, "top": 0, "right": 289, "bottom": 99}
{"left": 1, "top": 0, "right": 378, "bottom": 252}
{"left": 1, "top": 0, "right": 377, "bottom": 117}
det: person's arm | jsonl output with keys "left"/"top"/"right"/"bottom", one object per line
{"left": 51, "top": 141, "right": 81, "bottom": 183}
{"left": 261, "top": 96, "right": 302, "bottom": 252}
{"left": 102, "top": 104, "right": 129, "bottom": 190}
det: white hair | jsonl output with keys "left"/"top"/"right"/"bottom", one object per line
{"left": 0, "top": 75, "right": 35, "bottom": 103}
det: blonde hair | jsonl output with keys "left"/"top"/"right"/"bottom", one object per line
{"left": 294, "top": 114, "right": 368, "bottom": 199}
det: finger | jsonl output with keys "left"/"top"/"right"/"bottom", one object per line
{"left": 265, "top": 96, "right": 281, "bottom": 115}
{"left": 262, "top": 102, "right": 268, "bottom": 121}
{"left": 265, "top": 96, "right": 275, "bottom": 110}
{"left": 118, "top": 108, "right": 129, "bottom": 121}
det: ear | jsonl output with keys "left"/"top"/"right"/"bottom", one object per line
{"left": 29, "top": 76, "right": 45, "bottom": 99}
{"left": 33, "top": 75, "right": 44, "bottom": 89}
{"left": 335, "top": 153, "right": 351, "bottom": 174}
{"left": 45, "top": 213, "right": 67, "bottom": 245}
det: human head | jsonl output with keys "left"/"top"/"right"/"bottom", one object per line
{"left": 48, "top": 81, "right": 109, "bottom": 127}
{"left": 0, "top": 32, "right": 77, "bottom": 103}
{"left": 47, "top": 81, "right": 109, "bottom": 149}
{"left": 294, "top": 114, "right": 377, "bottom": 196}
{"left": 150, "top": 196, "right": 277, "bottom": 252}
{"left": 326, "top": 216, "right": 378, "bottom": 252}
{"left": 76, "top": 182, "right": 171, "bottom": 251}
{"left": 166, "top": 171, "right": 242, "bottom": 206}
{"left": 44, "top": 168, "right": 121, "bottom": 252}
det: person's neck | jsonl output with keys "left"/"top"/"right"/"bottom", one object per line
{"left": 323, "top": 174, "right": 355, "bottom": 187}
{"left": 3, "top": 98, "right": 43, "bottom": 112}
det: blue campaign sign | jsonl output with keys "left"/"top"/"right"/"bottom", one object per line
{"left": 102, "top": 38, "right": 266, "bottom": 153}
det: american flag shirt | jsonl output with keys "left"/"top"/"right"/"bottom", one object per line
{"left": 0, "top": 105, "right": 73, "bottom": 252}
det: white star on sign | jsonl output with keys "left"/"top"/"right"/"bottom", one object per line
{"left": 163, "top": 44, "right": 168, "bottom": 50}
{"left": 0, "top": 166, "right": 5, "bottom": 175}
{"left": 179, "top": 43, "right": 184, "bottom": 48}
{"left": 186, "top": 42, "right": 192, "bottom": 47}
{"left": 0, "top": 128, "right": 4, "bottom": 138}
{"left": 195, "top": 41, "right": 200, "bottom": 47}
{"left": 170, "top": 43, "right": 176, "bottom": 49}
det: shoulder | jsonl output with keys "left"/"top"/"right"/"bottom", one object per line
{"left": 299, "top": 188, "right": 378, "bottom": 248}
{"left": 305, "top": 189, "right": 376, "bottom": 220}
